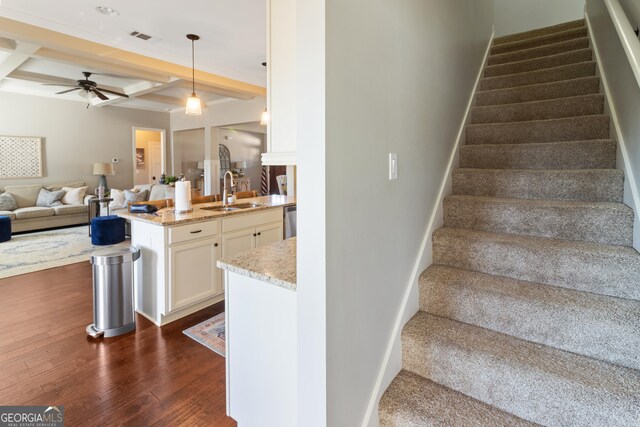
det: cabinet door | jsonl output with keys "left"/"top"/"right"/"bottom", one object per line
{"left": 222, "top": 228, "right": 256, "bottom": 258}
{"left": 256, "top": 221, "right": 284, "bottom": 248}
{"left": 167, "top": 237, "right": 219, "bottom": 313}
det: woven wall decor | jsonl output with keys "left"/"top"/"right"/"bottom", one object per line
{"left": 0, "top": 136, "right": 43, "bottom": 178}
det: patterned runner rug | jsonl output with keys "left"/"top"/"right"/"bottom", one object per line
{"left": 183, "top": 312, "right": 226, "bottom": 357}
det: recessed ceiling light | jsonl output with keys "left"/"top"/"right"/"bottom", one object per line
{"left": 96, "top": 6, "right": 119, "bottom": 16}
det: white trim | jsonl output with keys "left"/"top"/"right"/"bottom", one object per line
{"left": 586, "top": 11, "right": 640, "bottom": 250}
{"left": 603, "top": 0, "right": 640, "bottom": 89}
{"left": 360, "top": 30, "right": 495, "bottom": 427}
{"left": 261, "top": 151, "right": 297, "bottom": 166}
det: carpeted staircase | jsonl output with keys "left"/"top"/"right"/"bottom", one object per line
{"left": 379, "top": 19, "right": 640, "bottom": 426}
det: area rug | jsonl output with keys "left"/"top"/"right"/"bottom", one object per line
{"left": 0, "top": 226, "right": 129, "bottom": 279}
{"left": 183, "top": 312, "right": 226, "bottom": 357}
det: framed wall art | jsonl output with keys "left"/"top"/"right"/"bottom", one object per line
{"left": 0, "top": 136, "right": 43, "bottom": 178}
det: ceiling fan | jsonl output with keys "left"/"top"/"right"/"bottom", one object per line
{"left": 44, "top": 71, "right": 129, "bottom": 101}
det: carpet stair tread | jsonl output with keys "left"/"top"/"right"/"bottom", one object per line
{"left": 459, "top": 139, "right": 616, "bottom": 170}
{"left": 402, "top": 312, "right": 640, "bottom": 426}
{"left": 443, "top": 194, "right": 633, "bottom": 245}
{"left": 476, "top": 76, "right": 600, "bottom": 106}
{"left": 493, "top": 19, "right": 585, "bottom": 46}
{"left": 488, "top": 37, "right": 590, "bottom": 66}
{"left": 485, "top": 48, "right": 592, "bottom": 78}
{"left": 432, "top": 227, "right": 640, "bottom": 300}
{"left": 480, "top": 61, "right": 596, "bottom": 91}
{"left": 420, "top": 265, "right": 640, "bottom": 370}
{"left": 466, "top": 114, "right": 610, "bottom": 145}
{"left": 491, "top": 27, "right": 588, "bottom": 55}
{"left": 471, "top": 93, "right": 604, "bottom": 124}
{"left": 378, "top": 369, "right": 536, "bottom": 427}
{"left": 452, "top": 168, "right": 624, "bottom": 202}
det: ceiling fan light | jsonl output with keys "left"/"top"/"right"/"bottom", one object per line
{"left": 260, "top": 108, "right": 270, "bottom": 126}
{"left": 186, "top": 94, "right": 202, "bottom": 115}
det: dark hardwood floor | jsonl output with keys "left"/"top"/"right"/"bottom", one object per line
{"left": 0, "top": 261, "right": 235, "bottom": 426}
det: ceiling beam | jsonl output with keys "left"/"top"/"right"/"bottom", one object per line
{"left": 180, "top": 81, "right": 254, "bottom": 101}
{"left": 0, "top": 41, "right": 40, "bottom": 81}
{"left": 138, "top": 93, "right": 186, "bottom": 106}
{"left": 92, "top": 78, "right": 184, "bottom": 107}
{"left": 0, "top": 37, "right": 16, "bottom": 52}
{"left": 0, "top": 17, "right": 266, "bottom": 98}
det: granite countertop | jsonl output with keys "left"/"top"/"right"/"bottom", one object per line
{"left": 117, "top": 195, "right": 295, "bottom": 226}
{"left": 217, "top": 237, "right": 297, "bottom": 291}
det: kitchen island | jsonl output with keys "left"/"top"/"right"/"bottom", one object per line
{"left": 218, "top": 237, "right": 297, "bottom": 426}
{"left": 118, "top": 195, "right": 295, "bottom": 326}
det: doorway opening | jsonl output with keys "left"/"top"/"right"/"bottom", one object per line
{"left": 133, "top": 128, "right": 166, "bottom": 186}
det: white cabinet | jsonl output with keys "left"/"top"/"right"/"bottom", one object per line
{"left": 222, "top": 208, "right": 284, "bottom": 258}
{"left": 256, "top": 222, "right": 283, "bottom": 248}
{"left": 131, "top": 207, "right": 286, "bottom": 326}
{"left": 262, "top": 0, "right": 297, "bottom": 166}
{"left": 167, "top": 235, "right": 221, "bottom": 313}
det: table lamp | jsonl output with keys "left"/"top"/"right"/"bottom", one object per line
{"left": 93, "top": 162, "right": 115, "bottom": 191}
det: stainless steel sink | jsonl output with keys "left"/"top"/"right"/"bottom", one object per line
{"left": 200, "top": 203, "right": 262, "bottom": 212}
{"left": 200, "top": 206, "right": 240, "bottom": 212}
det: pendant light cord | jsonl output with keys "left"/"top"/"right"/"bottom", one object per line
{"left": 191, "top": 38, "right": 195, "bottom": 95}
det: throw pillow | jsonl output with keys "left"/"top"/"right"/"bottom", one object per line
{"left": 109, "top": 189, "right": 126, "bottom": 209}
{"left": 61, "top": 186, "right": 88, "bottom": 205}
{"left": 124, "top": 189, "right": 148, "bottom": 206}
{"left": 0, "top": 192, "right": 17, "bottom": 211}
{"left": 36, "top": 188, "right": 66, "bottom": 207}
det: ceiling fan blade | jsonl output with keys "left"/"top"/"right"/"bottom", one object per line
{"left": 43, "top": 84, "right": 78, "bottom": 87}
{"left": 95, "top": 87, "right": 129, "bottom": 98}
{"left": 55, "top": 88, "right": 81, "bottom": 95}
{"left": 91, "top": 88, "right": 109, "bottom": 101}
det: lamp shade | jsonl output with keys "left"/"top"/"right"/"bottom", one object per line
{"left": 185, "top": 94, "right": 202, "bottom": 115}
{"left": 233, "top": 161, "right": 247, "bottom": 169}
{"left": 93, "top": 162, "right": 115, "bottom": 176}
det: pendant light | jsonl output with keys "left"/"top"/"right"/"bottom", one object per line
{"left": 185, "top": 33, "right": 202, "bottom": 115}
{"left": 260, "top": 108, "right": 270, "bottom": 126}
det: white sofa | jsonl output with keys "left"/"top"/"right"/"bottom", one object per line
{"left": 0, "top": 181, "right": 96, "bottom": 233}
{"left": 108, "top": 183, "right": 175, "bottom": 214}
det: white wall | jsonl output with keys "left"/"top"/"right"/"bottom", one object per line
{"left": 0, "top": 92, "right": 169, "bottom": 192}
{"left": 494, "top": 0, "right": 585, "bottom": 37}
{"left": 586, "top": 0, "right": 640, "bottom": 249}
{"left": 296, "top": 0, "right": 494, "bottom": 425}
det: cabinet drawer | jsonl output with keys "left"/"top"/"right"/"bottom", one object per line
{"left": 222, "top": 208, "right": 283, "bottom": 233}
{"left": 168, "top": 220, "right": 218, "bottom": 245}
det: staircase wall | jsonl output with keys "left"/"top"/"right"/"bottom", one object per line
{"left": 494, "top": 0, "right": 586, "bottom": 38}
{"left": 320, "top": 1, "right": 494, "bottom": 426}
{"left": 587, "top": 0, "right": 640, "bottom": 249}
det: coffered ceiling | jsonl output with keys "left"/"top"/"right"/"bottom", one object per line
{"left": 0, "top": 0, "right": 267, "bottom": 112}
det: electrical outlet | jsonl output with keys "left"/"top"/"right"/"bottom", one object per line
{"left": 389, "top": 153, "right": 398, "bottom": 180}
{"left": 112, "top": 158, "right": 119, "bottom": 163}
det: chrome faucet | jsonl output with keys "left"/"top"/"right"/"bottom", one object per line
{"left": 222, "top": 170, "right": 235, "bottom": 206}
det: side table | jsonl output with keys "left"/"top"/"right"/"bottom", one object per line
{"left": 88, "top": 197, "right": 113, "bottom": 236}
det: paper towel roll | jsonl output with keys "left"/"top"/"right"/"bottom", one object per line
{"left": 175, "top": 181, "right": 192, "bottom": 213}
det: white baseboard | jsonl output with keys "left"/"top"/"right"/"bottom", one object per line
{"left": 586, "top": 11, "right": 640, "bottom": 250}
{"left": 360, "top": 30, "right": 495, "bottom": 427}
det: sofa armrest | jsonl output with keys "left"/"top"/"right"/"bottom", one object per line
{"left": 84, "top": 194, "right": 97, "bottom": 205}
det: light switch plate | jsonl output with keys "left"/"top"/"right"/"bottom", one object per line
{"left": 389, "top": 153, "right": 398, "bottom": 180}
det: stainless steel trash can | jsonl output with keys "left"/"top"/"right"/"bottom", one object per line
{"left": 86, "top": 246, "right": 140, "bottom": 338}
